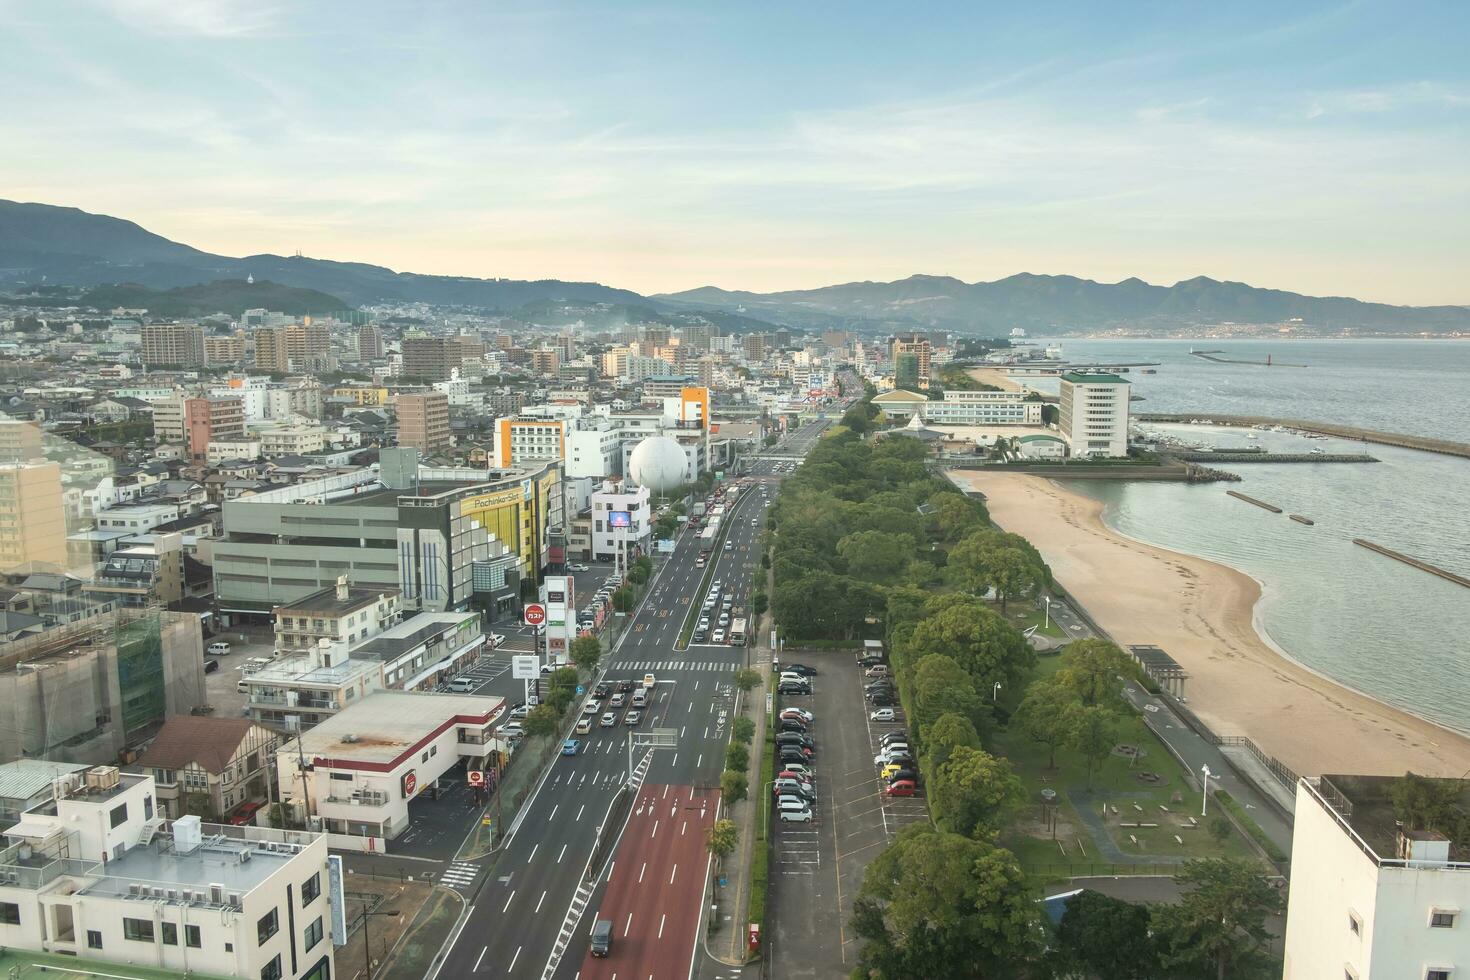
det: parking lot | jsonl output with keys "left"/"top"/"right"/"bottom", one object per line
{"left": 768, "top": 648, "right": 931, "bottom": 979}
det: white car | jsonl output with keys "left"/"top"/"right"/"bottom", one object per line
{"left": 869, "top": 708, "right": 897, "bottom": 722}
{"left": 207, "top": 641, "right": 231, "bottom": 655}
{"left": 488, "top": 633, "right": 506, "bottom": 648}
{"left": 712, "top": 629, "right": 727, "bottom": 644}
{"left": 779, "top": 807, "right": 814, "bottom": 823}
{"left": 509, "top": 705, "right": 531, "bottom": 719}
{"left": 600, "top": 711, "right": 618, "bottom": 727}
{"left": 569, "top": 563, "right": 590, "bottom": 572}
{"left": 780, "top": 708, "right": 814, "bottom": 723}
{"left": 582, "top": 700, "right": 601, "bottom": 716}
{"left": 498, "top": 722, "right": 524, "bottom": 738}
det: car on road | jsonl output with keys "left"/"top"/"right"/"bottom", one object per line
{"left": 717, "top": 612, "right": 730, "bottom": 627}
{"left": 581, "top": 700, "right": 601, "bottom": 715}
{"left": 204, "top": 659, "right": 220, "bottom": 674}
{"left": 561, "top": 740, "right": 582, "bottom": 756}
{"left": 569, "top": 563, "right": 590, "bottom": 572}
{"left": 594, "top": 682, "right": 612, "bottom": 698}
{"left": 783, "top": 663, "right": 818, "bottom": 677}
{"left": 870, "top": 707, "right": 896, "bottom": 722}
{"left": 609, "top": 692, "right": 626, "bottom": 708}
{"left": 600, "top": 711, "right": 618, "bottom": 727}
{"left": 723, "top": 541, "right": 734, "bottom": 551}
{"left": 509, "top": 704, "right": 531, "bottom": 720}
{"left": 578, "top": 620, "right": 596, "bottom": 633}
{"left": 488, "top": 633, "right": 506, "bottom": 648}
{"left": 575, "top": 718, "right": 592, "bottom": 735}
{"left": 886, "top": 779, "right": 918, "bottom": 797}
{"left": 207, "top": 641, "right": 231, "bottom": 655}
{"left": 624, "top": 710, "right": 642, "bottom": 726}
{"left": 590, "top": 919, "right": 613, "bottom": 957}
{"left": 712, "top": 629, "right": 727, "bottom": 644}
{"left": 617, "top": 679, "right": 634, "bottom": 693}
{"left": 692, "top": 628, "right": 707, "bottom": 642}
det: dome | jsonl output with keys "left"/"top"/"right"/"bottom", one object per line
{"left": 628, "top": 436, "right": 687, "bottom": 492}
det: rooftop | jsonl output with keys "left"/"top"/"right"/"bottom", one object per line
{"left": 354, "top": 612, "right": 479, "bottom": 662}
{"left": 1060, "top": 371, "right": 1129, "bottom": 384}
{"left": 0, "top": 949, "right": 232, "bottom": 980}
{"left": 0, "top": 759, "right": 88, "bottom": 802}
{"left": 276, "top": 582, "right": 399, "bottom": 617}
{"left": 293, "top": 691, "right": 504, "bottom": 768}
{"left": 135, "top": 715, "right": 263, "bottom": 775}
{"left": 1310, "top": 773, "right": 1470, "bottom": 865}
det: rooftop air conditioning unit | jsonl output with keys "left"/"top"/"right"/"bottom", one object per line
{"left": 86, "top": 766, "right": 121, "bottom": 792}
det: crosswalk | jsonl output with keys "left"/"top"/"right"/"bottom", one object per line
{"left": 609, "top": 659, "right": 740, "bottom": 673}
{"left": 438, "top": 862, "right": 479, "bottom": 891}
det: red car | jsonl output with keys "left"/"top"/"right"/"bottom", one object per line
{"left": 229, "top": 801, "right": 266, "bottom": 826}
{"left": 885, "top": 780, "right": 917, "bottom": 798}
{"left": 777, "top": 771, "right": 813, "bottom": 786}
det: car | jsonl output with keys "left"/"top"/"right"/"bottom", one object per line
{"left": 609, "top": 692, "right": 626, "bottom": 708}
{"left": 624, "top": 710, "right": 642, "bottom": 726}
{"left": 712, "top": 580, "right": 723, "bottom": 590}
{"left": 617, "top": 679, "right": 635, "bottom": 693}
{"left": 488, "top": 633, "right": 506, "bottom": 648}
{"left": 717, "top": 612, "right": 730, "bottom": 627}
{"left": 886, "top": 768, "right": 916, "bottom": 785}
{"left": 864, "top": 664, "right": 889, "bottom": 678}
{"left": 712, "top": 629, "right": 726, "bottom": 644}
{"left": 879, "top": 730, "right": 908, "bottom": 745}
{"left": 779, "top": 807, "right": 815, "bottom": 823}
{"left": 784, "top": 663, "right": 818, "bottom": 677}
{"left": 594, "top": 682, "right": 612, "bottom": 698}
{"left": 229, "top": 801, "right": 265, "bottom": 826}
{"left": 600, "top": 711, "right": 618, "bottom": 727}
{"left": 698, "top": 618, "right": 711, "bottom": 630}
{"left": 721, "top": 596, "right": 733, "bottom": 609}
{"left": 541, "top": 664, "right": 556, "bottom": 675}
{"left": 879, "top": 763, "right": 905, "bottom": 781}
{"left": 869, "top": 707, "right": 896, "bottom": 722}
{"left": 578, "top": 621, "right": 596, "bottom": 633}
{"left": 570, "top": 563, "right": 590, "bottom": 572}
{"left": 204, "top": 659, "right": 220, "bottom": 674}
{"left": 575, "top": 718, "right": 592, "bottom": 735}
{"left": 867, "top": 693, "right": 895, "bottom": 706}
{"left": 581, "top": 700, "right": 601, "bottom": 715}
{"left": 778, "top": 720, "right": 807, "bottom": 734}
{"left": 779, "top": 708, "right": 814, "bottom": 723}
{"left": 692, "top": 629, "right": 708, "bottom": 643}
{"left": 723, "top": 541, "right": 734, "bottom": 551}
{"left": 779, "top": 683, "right": 812, "bottom": 696}
{"left": 777, "top": 769, "right": 813, "bottom": 785}
{"left": 509, "top": 704, "right": 531, "bottom": 720}
{"left": 207, "top": 641, "right": 231, "bottom": 655}
{"left": 886, "top": 780, "right": 917, "bottom": 797}
{"left": 562, "top": 740, "right": 582, "bottom": 756}
{"left": 778, "top": 762, "right": 814, "bottom": 779}
{"left": 498, "top": 722, "right": 524, "bottom": 739}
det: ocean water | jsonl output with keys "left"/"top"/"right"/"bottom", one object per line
{"left": 1025, "top": 339, "right": 1470, "bottom": 735}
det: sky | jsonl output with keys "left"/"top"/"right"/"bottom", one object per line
{"left": 3, "top": 1, "right": 1468, "bottom": 304}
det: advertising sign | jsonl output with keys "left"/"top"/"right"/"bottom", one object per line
{"left": 608, "top": 510, "right": 631, "bottom": 528}
{"left": 402, "top": 771, "right": 417, "bottom": 798}
{"left": 467, "top": 770, "right": 485, "bottom": 786}
{"left": 547, "top": 589, "right": 566, "bottom": 604}
{"left": 512, "top": 655, "right": 540, "bottom": 680}
{"left": 523, "top": 603, "right": 546, "bottom": 626}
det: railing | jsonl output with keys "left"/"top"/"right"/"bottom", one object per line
{"left": 1216, "top": 736, "right": 1300, "bottom": 794}
{"left": 325, "top": 791, "right": 389, "bottom": 807}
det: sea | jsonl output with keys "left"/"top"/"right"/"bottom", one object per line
{"left": 1018, "top": 338, "right": 1470, "bottom": 737}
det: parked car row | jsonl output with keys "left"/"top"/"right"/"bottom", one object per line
{"left": 776, "top": 704, "right": 818, "bottom": 823}
{"left": 859, "top": 645, "right": 919, "bottom": 797}
{"left": 578, "top": 573, "right": 624, "bottom": 634}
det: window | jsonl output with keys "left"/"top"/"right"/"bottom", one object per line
{"left": 302, "top": 872, "right": 321, "bottom": 905}
{"left": 161, "top": 922, "right": 178, "bottom": 946}
{"left": 109, "top": 803, "right": 128, "bottom": 828}
{"left": 87, "top": 930, "right": 103, "bottom": 949}
{"left": 186, "top": 924, "right": 201, "bottom": 948}
{"left": 143, "top": 795, "right": 153, "bottom": 819}
{"left": 1427, "top": 971, "right": 1452, "bottom": 980}
{"left": 123, "top": 917, "right": 155, "bottom": 942}
{"left": 261, "top": 954, "right": 283, "bottom": 980}
{"left": 304, "top": 915, "right": 324, "bottom": 951}
{"left": 257, "top": 907, "right": 279, "bottom": 945}
{"left": 0, "top": 902, "right": 19, "bottom": 925}
{"left": 1348, "top": 911, "right": 1362, "bottom": 935}
{"left": 1430, "top": 910, "right": 1458, "bottom": 928}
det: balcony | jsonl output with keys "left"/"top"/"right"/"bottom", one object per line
{"left": 249, "top": 693, "right": 340, "bottom": 711}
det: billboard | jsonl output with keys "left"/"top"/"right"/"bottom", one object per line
{"left": 608, "top": 510, "right": 632, "bottom": 528}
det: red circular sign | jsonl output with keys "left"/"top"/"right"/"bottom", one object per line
{"left": 524, "top": 603, "right": 547, "bottom": 626}
{"left": 467, "top": 770, "right": 484, "bottom": 786}
{"left": 402, "top": 771, "right": 417, "bottom": 797}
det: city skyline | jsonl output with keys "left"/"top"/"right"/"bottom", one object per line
{"left": 4, "top": 1, "right": 1468, "bottom": 305}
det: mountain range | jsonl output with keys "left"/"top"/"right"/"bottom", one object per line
{"left": 3, "top": 199, "right": 1466, "bottom": 334}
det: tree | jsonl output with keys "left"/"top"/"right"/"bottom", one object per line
{"left": 1068, "top": 705, "right": 1117, "bottom": 788}
{"left": 1012, "top": 677, "right": 1082, "bottom": 769}
{"left": 986, "top": 546, "right": 1040, "bottom": 612}
{"left": 524, "top": 704, "right": 560, "bottom": 738}
{"left": 725, "top": 742, "right": 749, "bottom": 773}
{"left": 1154, "top": 859, "right": 1284, "bottom": 980}
{"left": 923, "top": 712, "right": 981, "bottom": 772}
{"left": 731, "top": 717, "right": 755, "bottom": 745}
{"left": 706, "top": 818, "right": 738, "bottom": 865}
{"left": 627, "top": 563, "right": 649, "bottom": 585}
{"left": 546, "top": 667, "right": 579, "bottom": 712}
{"left": 1209, "top": 815, "right": 1233, "bottom": 845}
{"left": 720, "top": 769, "right": 748, "bottom": 804}
{"left": 909, "top": 595, "right": 1035, "bottom": 695}
{"left": 928, "top": 746, "right": 1025, "bottom": 839}
{"left": 570, "top": 635, "right": 602, "bottom": 674}
{"left": 732, "top": 668, "right": 762, "bottom": 693}
{"left": 930, "top": 492, "right": 986, "bottom": 542}
{"left": 910, "top": 654, "right": 989, "bottom": 735}
{"left": 1051, "top": 889, "right": 1159, "bottom": 980}
{"left": 853, "top": 826, "right": 1039, "bottom": 978}
{"left": 1057, "top": 638, "right": 1135, "bottom": 709}
{"left": 751, "top": 591, "right": 769, "bottom": 616}
{"left": 612, "top": 585, "right": 635, "bottom": 613}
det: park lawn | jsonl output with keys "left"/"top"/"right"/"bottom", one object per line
{"left": 1005, "top": 599, "right": 1068, "bottom": 639}
{"left": 992, "top": 711, "right": 1261, "bottom": 879}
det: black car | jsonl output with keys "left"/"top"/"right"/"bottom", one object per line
{"left": 779, "top": 749, "right": 811, "bottom": 766}
{"left": 204, "top": 659, "right": 220, "bottom": 674}
{"left": 776, "top": 733, "right": 815, "bottom": 749}
{"left": 868, "top": 694, "right": 896, "bottom": 706}
{"left": 879, "top": 731, "right": 909, "bottom": 747}
{"left": 778, "top": 683, "right": 812, "bottom": 696}
{"left": 779, "top": 719, "right": 808, "bottom": 734}
{"left": 783, "top": 663, "right": 818, "bottom": 677}
{"left": 886, "top": 768, "right": 916, "bottom": 784}
{"left": 593, "top": 683, "right": 612, "bottom": 699}
{"left": 616, "top": 679, "right": 635, "bottom": 693}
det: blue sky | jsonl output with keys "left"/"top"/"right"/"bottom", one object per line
{"left": 4, "top": 1, "right": 1468, "bottom": 302}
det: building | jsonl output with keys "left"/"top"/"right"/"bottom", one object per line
{"left": 0, "top": 766, "right": 339, "bottom": 980}
{"left": 254, "top": 324, "right": 330, "bottom": 374}
{"left": 1057, "top": 372, "right": 1130, "bottom": 457}
{"left": 891, "top": 332, "right": 933, "bottom": 388}
{"left": 243, "top": 637, "right": 383, "bottom": 732}
{"left": 86, "top": 533, "right": 186, "bottom": 609}
{"left": 396, "top": 392, "right": 451, "bottom": 454}
{"left": 588, "top": 480, "right": 651, "bottom": 566}
{"left": 401, "top": 336, "right": 458, "bottom": 381}
{"left": 1015, "top": 434, "right": 1068, "bottom": 459}
{"left": 257, "top": 422, "right": 329, "bottom": 457}
{"left": 141, "top": 323, "right": 205, "bottom": 368}
{"left": 495, "top": 417, "right": 565, "bottom": 468}
{"left": 0, "top": 462, "right": 68, "bottom": 572}
{"left": 275, "top": 690, "right": 505, "bottom": 848}
{"left": 1284, "top": 774, "right": 1470, "bottom": 979}
{"left": 184, "top": 396, "right": 245, "bottom": 462}
{"left": 0, "top": 419, "right": 44, "bottom": 463}
{"left": 920, "top": 389, "right": 1044, "bottom": 426}
{"left": 529, "top": 348, "right": 560, "bottom": 376}
{"left": 869, "top": 388, "right": 928, "bottom": 421}
{"left": 0, "top": 759, "right": 88, "bottom": 826}
{"left": 894, "top": 352, "right": 922, "bottom": 392}
{"left": 332, "top": 385, "right": 390, "bottom": 407}
{"left": 356, "top": 323, "right": 383, "bottom": 361}
{"left": 273, "top": 577, "right": 401, "bottom": 653}
{"left": 202, "top": 333, "right": 247, "bottom": 367}
{"left": 134, "top": 715, "right": 283, "bottom": 820}
{"left": 354, "top": 611, "right": 489, "bottom": 690}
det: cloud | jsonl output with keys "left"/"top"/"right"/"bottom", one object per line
{"left": 92, "top": 0, "right": 284, "bottom": 38}
{"left": 1304, "top": 81, "right": 1470, "bottom": 118}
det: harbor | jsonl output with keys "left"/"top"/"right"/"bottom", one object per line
{"left": 1137, "top": 413, "right": 1470, "bottom": 460}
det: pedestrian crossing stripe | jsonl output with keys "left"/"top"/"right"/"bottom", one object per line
{"left": 611, "top": 660, "right": 739, "bottom": 671}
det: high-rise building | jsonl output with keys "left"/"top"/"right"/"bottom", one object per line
{"left": 0, "top": 418, "right": 44, "bottom": 463}
{"left": 184, "top": 396, "right": 245, "bottom": 462}
{"left": 402, "top": 336, "right": 458, "bottom": 381}
{"left": 891, "top": 332, "right": 932, "bottom": 388}
{"left": 141, "top": 323, "right": 205, "bottom": 367}
{"left": 357, "top": 323, "right": 384, "bottom": 360}
{"left": 396, "top": 392, "right": 451, "bottom": 454}
{"left": 894, "top": 352, "right": 921, "bottom": 392}
{"left": 0, "top": 461, "right": 67, "bottom": 571}
{"left": 1058, "top": 372, "right": 1130, "bottom": 458}
{"left": 254, "top": 324, "right": 330, "bottom": 373}
{"left": 449, "top": 334, "right": 487, "bottom": 362}
{"left": 742, "top": 333, "right": 769, "bottom": 361}
{"left": 202, "top": 332, "right": 246, "bottom": 366}
{"left": 530, "top": 348, "right": 560, "bottom": 376}
{"left": 495, "top": 417, "right": 566, "bottom": 468}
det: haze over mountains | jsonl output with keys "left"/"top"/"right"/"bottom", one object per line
{"left": 3, "top": 199, "right": 1466, "bottom": 335}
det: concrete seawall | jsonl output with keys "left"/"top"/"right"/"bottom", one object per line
{"left": 1138, "top": 414, "right": 1470, "bottom": 460}
{"left": 1353, "top": 539, "right": 1470, "bottom": 589}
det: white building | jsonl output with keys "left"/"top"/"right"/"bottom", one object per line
{"left": 208, "top": 439, "right": 265, "bottom": 463}
{"left": 589, "top": 480, "right": 651, "bottom": 566}
{"left": 1284, "top": 774, "right": 1470, "bottom": 980}
{"left": 1057, "top": 372, "right": 1130, "bottom": 457}
{"left": 276, "top": 691, "right": 505, "bottom": 850}
{"left": 922, "top": 389, "right": 1042, "bottom": 426}
{"left": 0, "top": 766, "right": 339, "bottom": 980}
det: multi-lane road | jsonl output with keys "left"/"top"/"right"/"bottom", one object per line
{"left": 433, "top": 415, "right": 837, "bottom": 980}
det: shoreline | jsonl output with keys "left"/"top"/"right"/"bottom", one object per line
{"left": 950, "top": 470, "right": 1470, "bottom": 778}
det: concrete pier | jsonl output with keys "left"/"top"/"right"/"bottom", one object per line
{"left": 1138, "top": 414, "right": 1470, "bottom": 460}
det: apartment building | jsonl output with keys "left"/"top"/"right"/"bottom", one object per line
{"left": 396, "top": 392, "right": 451, "bottom": 454}
{"left": 529, "top": 348, "right": 560, "bottom": 376}
{"left": 203, "top": 333, "right": 247, "bottom": 367}
{"left": 254, "top": 324, "right": 330, "bottom": 374}
{"left": 0, "top": 766, "right": 339, "bottom": 980}
{"left": 272, "top": 577, "right": 401, "bottom": 653}
{"left": 589, "top": 480, "right": 651, "bottom": 564}
{"left": 1284, "top": 774, "right": 1470, "bottom": 979}
{"left": 135, "top": 715, "right": 283, "bottom": 820}
{"left": 494, "top": 417, "right": 565, "bottom": 468}
{"left": 141, "top": 323, "right": 205, "bottom": 368}
{"left": 1057, "top": 372, "right": 1130, "bottom": 457}
{"left": 401, "top": 336, "right": 458, "bottom": 381}
{"left": 356, "top": 323, "right": 383, "bottom": 361}
{"left": 0, "top": 419, "right": 44, "bottom": 463}
{"left": 891, "top": 332, "right": 932, "bottom": 388}
{"left": 257, "top": 422, "right": 328, "bottom": 457}
{"left": 0, "top": 462, "right": 68, "bottom": 572}
{"left": 185, "top": 396, "right": 245, "bottom": 462}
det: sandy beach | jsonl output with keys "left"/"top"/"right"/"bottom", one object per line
{"left": 951, "top": 470, "right": 1470, "bottom": 778}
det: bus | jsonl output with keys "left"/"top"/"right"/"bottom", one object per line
{"left": 728, "top": 618, "right": 748, "bottom": 646}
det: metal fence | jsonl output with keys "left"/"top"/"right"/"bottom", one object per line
{"left": 1215, "top": 736, "right": 1300, "bottom": 794}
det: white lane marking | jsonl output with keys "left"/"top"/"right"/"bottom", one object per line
{"left": 624, "top": 912, "right": 633, "bottom": 937}
{"left": 535, "top": 890, "right": 547, "bottom": 913}
{"left": 502, "top": 890, "right": 515, "bottom": 913}
{"left": 508, "top": 946, "right": 521, "bottom": 973}
{"left": 557, "top": 843, "right": 567, "bottom": 863}
{"left": 659, "top": 914, "right": 666, "bottom": 938}
{"left": 651, "top": 820, "right": 659, "bottom": 839}
{"left": 526, "top": 843, "right": 538, "bottom": 864}
{"left": 576, "top": 804, "right": 585, "bottom": 821}
{"left": 670, "top": 863, "right": 678, "bottom": 884}
{"left": 548, "top": 804, "right": 558, "bottom": 821}
{"left": 473, "top": 946, "right": 486, "bottom": 972}
{"left": 639, "top": 862, "right": 646, "bottom": 883}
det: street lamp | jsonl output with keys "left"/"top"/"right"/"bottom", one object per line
{"left": 1043, "top": 596, "right": 1051, "bottom": 631}
{"left": 992, "top": 682, "right": 1002, "bottom": 702}
{"left": 1200, "top": 764, "right": 1214, "bottom": 817}
{"left": 360, "top": 908, "right": 400, "bottom": 980}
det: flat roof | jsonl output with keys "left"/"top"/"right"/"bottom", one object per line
{"left": 329, "top": 480, "right": 474, "bottom": 507}
{"left": 355, "top": 612, "right": 479, "bottom": 661}
{"left": 1061, "top": 371, "right": 1129, "bottom": 384}
{"left": 0, "top": 949, "right": 233, "bottom": 980}
{"left": 277, "top": 583, "right": 399, "bottom": 616}
{"left": 1316, "top": 774, "right": 1470, "bottom": 862}
{"left": 294, "top": 691, "right": 505, "bottom": 771}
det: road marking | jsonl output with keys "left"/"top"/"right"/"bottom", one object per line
{"left": 671, "top": 753, "right": 677, "bottom": 767}
{"left": 507, "top": 946, "right": 521, "bottom": 973}
{"left": 681, "top": 820, "right": 687, "bottom": 835}
{"left": 658, "top": 913, "right": 666, "bottom": 938}
{"left": 576, "top": 805, "right": 585, "bottom": 822}
{"left": 670, "top": 863, "right": 678, "bottom": 884}
{"left": 624, "top": 912, "right": 633, "bottom": 936}
{"left": 639, "top": 862, "right": 646, "bottom": 882}
{"left": 548, "top": 804, "right": 558, "bottom": 821}
{"left": 696, "top": 753, "right": 702, "bottom": 767}
{"left": 473, "top": 946, "right": 486, "bottom": 972}
{"left": 502, "top": 890, "right": 515, "bottom": 913}
{"left": 662, "top": 785, "right": 669, "bottom": 799}
{"left": 557, "top": 843, "right": 567, "bottom": 863}
{"left": 527, "top": 843, "right": 539, "bottom": 864}
{"left": 651, "top": 820, "right": 659, "bottom": 838}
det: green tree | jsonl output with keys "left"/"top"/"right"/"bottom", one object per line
{"left": 725, "top": 741, "right": 749, "bottom": 773}
{"left": 1209, "top": 815, "right": 1233, "bottom": 845}
{"left": 1012, "top": 677, "right": 1082, "bottom": 769}
{"left": 1154, "top": 859, "right": 1284, "bottom": 980}
{"left": 1068, "top": 705, "right": 1117, "bottom": 788}
{"left": 612, "top": 585, "right": 635, "bottom": 613}
{"left": 922, "top": 712, "right": 981, "bottom": 772}
{"left": 731, "top": 717, "right": 755, "bottom": 745}
{"left": 909, "top": 595, "right": 1035, "bottom": 695}
{"left": 910, "top": 654, "right": 989, "bottom": 736}
{"left": 986, "top": 546, "right": 1040, "bottom": 612}
{"left": 524, "top": 704, "right": 560, "bottom": 738}
{"left": 1057, "top": 638, "right": 1135, "bottom": 709}
{"left": 546, "top": 667, "right": 579, "bottom": 712}
{"left": 930, "top": 492, "right": 986, "bottom": 542}
{"left": 1051, "top": 889, "right": 1159, "bottom": 980}
{"left": 720, "top": 769, "right": 748, "bottom": 804}
{"left": 627, "top": 563, "right": 649, "bottom": 585}
{"left": 570, "top": 635, "right": 602, "bottom": 674}
{"left": 853, "top": 826, "right": 1039, "bottom": 978}
{"left": 751, "top": 591, "right": 768, "bottom": 616}
{"left": 732, "top": 668, "right": 763, "bottom": 693}
{"left": 706, "top": 818, "right": 739, "bottom": 865}
{"left": 928, "top": 746, "right": 1025, "bottom": 839}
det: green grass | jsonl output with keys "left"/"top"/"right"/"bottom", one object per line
{"left": 1004, "top": 599, "right": 1068, "bottom": 639}
{"left": 1216, "top": 790, "right": 1288, "bottom": 865}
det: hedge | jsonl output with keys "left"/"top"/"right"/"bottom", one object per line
{"left": 1215, "top": 790, "right": 1288, "bottom": 864}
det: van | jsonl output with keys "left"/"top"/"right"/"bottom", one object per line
{"left": 207, "top": 641, "right": 231, "bottom": 656}
{"left": 590, "top": 919, "right": 613, "bottom": 957}
{"left": 864, "top": 664, "right": 889, "bottom": 678}
{"left": 448, "top": 677, "right": 476, "bottom": 693}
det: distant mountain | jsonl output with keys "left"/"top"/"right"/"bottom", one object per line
{"left": 0, "top": 200, "right": 645, "bottom": 310}
{"left": 75, "top": 280, "right": 349, "bottom": 318}
{"left": 660, "top": 272, "right": 1470, "bottom": 334}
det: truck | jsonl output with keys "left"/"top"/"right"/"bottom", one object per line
{"left": 690, "top": 501, "right": 707, "bottom": 519}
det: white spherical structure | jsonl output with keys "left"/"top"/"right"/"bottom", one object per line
{"left": 628, "top": 436, "right": 687, "bottom": 492}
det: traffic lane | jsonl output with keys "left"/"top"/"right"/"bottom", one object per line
{"left": 570, "top": 785, "right": 718, "bottom": 980}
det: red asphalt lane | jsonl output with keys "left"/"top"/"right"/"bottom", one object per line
{"left": 576, "top": 784, "right": 717, "bottom": 980}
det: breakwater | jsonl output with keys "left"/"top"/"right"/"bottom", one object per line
{"left": 1138, "top": 414, "right": 1470, "bottom": 460}
{"left": 1353, "top": 539, "right": 1470, "bottom": 590}
{"left": 1227, "top": 490, "right": 1282, "bottom": 513}
{"left": 1174, "top": 451, "right": 1378, "bottom": 464}
{"left": 1189, "top": 350, "right": 1308, "bottom": 367}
